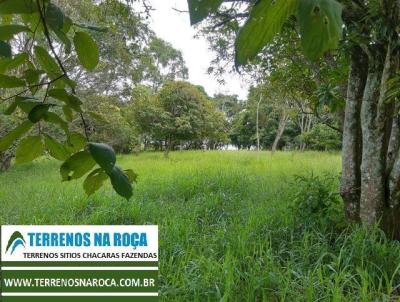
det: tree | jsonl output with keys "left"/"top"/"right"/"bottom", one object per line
{"left": 55, "top": 0, "right": 188, "bottom": 98}
{"left": 300, "top": 123, "right": 342, "bottom": 151}
{"left": 130, "top": 81, "right": 228, "bottom": 153}
{"left": 202, "top": 100, "right": 229, "bottom": 149}
{"left": 212, "top": 93, "right": 242, "bottom": 121}
{"left": 187, "top": 0, "right": 400, "bottom": 237}
{"left": 0, "top": 0, "right": 137, "bottom": 199}
{"left": 157, "top": 81, "right": 208, "bottom": 154}
{"left": 81, "top": 95, "right": 138, "bottom": 154}
{"left": 128, "top": 85, "right": 166, "bottom": 150}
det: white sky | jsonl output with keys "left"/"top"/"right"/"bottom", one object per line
{"left": 144, "top": 0, "right": 249, "bottom": 100}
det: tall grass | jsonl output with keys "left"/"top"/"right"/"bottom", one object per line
{"left": 1, "top": 151, "right": 400, "bottom": 301}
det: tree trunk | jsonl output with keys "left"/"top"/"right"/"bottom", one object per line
{"left": 256, "top": 96, "right": 261, "bottom": 152}
{"left": 0, "top": 151, "right": 12, "bottom": 172}
{"left": 340, "top": 39, "right": 400, "bottom": 235}
{"left": 272, "top": 111, "right": 287, "bottom": 154}
{"left": 340, "top": 46, "right": 368, "bottom": 222}
{"left": 359, "top": 52, "right": 386, "bottom": 227}
{"left": 164, "top": 137, "right": 170, "bottom": 158}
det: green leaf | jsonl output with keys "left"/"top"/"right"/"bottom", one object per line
{"left": 235, "top": 0, "right": 297, "bottom": 66}
{"left": 34, "top": 45, "right": 63, "bottom": 79}
{"left": 297, "top": 0, "right": 343, "bottom": 60}
{"left": 0, "top": 120, "right": 33, "bottom": 151}
{"left": 0, "top": 25, "right": 30, "bottom": 40}
{"left": 60, "top": 150, "right": 96, "bottom": 181}
{"left": 65, "top": 132, "right": 86, "bottom": 153}
{"left": 0, "top": 53, "right": 28, "bottom": 73}
{"left": 124, "top": 169, "right": 138, "bottom": 183}
{"left": 63, "top": 105, "right": 73, "bottom": 121}
{"left": 108, "top": 165, "right": 133, "bottom": 200}
{"left": 73, "top": 31, "right": 99, "bottom": 71}
{"left": 44, "top": 134, "right": 69, "bottom": 161}
{"left": 187, "top": 0, "right": 223, "bottom": 25}
{"left": 0, "top": 74, "right": 25, "bottom": 88}
{"left": 48, "top": 89, "right": 82, "bottom": 111}
{"left": 53, "top": 28, "right": 71, "bottom": 54}
{"left": 73, "top": 23, "right": 108, "bottom": 33}
{"left": 0, "top": 40, "right": 11, "bottom": 58}
{"left": 4, "top": 101, "right": 18, "bottom": 115}
{"left": 28, "top": 104, "right": 51, "bottom": 123}
{"left": 23, "top": 68, "right": 43, "bottom": 85}
{"left": 45, "top": 3, "right": 64, "bottom": 31}
{"left": 43, "top": 112, "right": 69, "bottom": 133}
{"left": 48, "top": 88, "right": 69, "bottom": 102}
{"left": 15, "top": 96, "right": 40, "bottom": 113}
{"left": 5, "top": 53, "right": 28, "bottom": 70}
{"left": 0, "top": 0, "right": 37, "bottom": 15}
{"left": 62, "top": 16, "right": 72, "bottom": 33}
{"left": 15, "top": 135, "right": 43, "bottom": 164}
{"left": 83, "top": 168, "right": 108, "bottom": 196}
{"left": 62, "top": 76, "right": 77, "bottom": 90}
{"left": 88, "top": 142, "right": 116, "bottom": 174}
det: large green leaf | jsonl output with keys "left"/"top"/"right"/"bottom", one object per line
{"left": 88, "top": 143, "right": 116, "bottom": 174}
{"left": 0, "top": 53, "right": 28, "bottom": 73}
{"left": 14, "top": 96, "right": 40, "bottom": 113}
{"left": 0, "top": 74, "right": 25, "bottom": 88}
{"left": 62, "top": 76, "right": 76, "bottom": 90}
{"left": 48, "top": 89, "right": 82, "bottom": 111}
{"left": 60, "top": 150, "right": 96, "bottom": 181}
{"left": 0, "top": 41, "right": 11, "bottom": 58}
{"left": 297, "top": 0, "right": 343, "bottom": 60}
{"left": 28, "top": 104, "right": 51, "bottom": 123}
{"left": 0, "top": 121, "right": 33, "bottom": 151}
{"left": 74, "top": 23, "right": 108, "bottom": 33}
{"left": 15, "top": 135, "right": 43, "bottom": 164}
{"left": 45, "top": 3, "right": 64, "bottom": 31}
{"left": 62, "top": 16, "right": 72, "bottom": 33}
{"left": 34, "top": 45, "right": 63, "bottom": 79}
{"left": 53, "top": 28, "right": 71, "bottom": 54}
{"left": 0, "top": 25, "right": 30, "bottom": 40}
{"left": 65, "top": 132, "right": 86, "bottom": 153}
{"left": 124, "top": 169, "right": 138, "bottom": 184}
{"left": 44, "top": 134, "right": 69, "bottom": 161}
{"left": 23, "top": 68, "right": 43, "bottom": 85}
{"left": 109, "top": 165, "right": 133, "bottom": 200}
{"left": 0, "top": 0, "right": 37, "bottom": 15}
{"left": 4, "top": 100, "right": 18, "bottom": 115}
{"left": 43, "top": 112, "right": 69, "bottom": 133}
{"left": 235, "top": 0, "right": 297, "bottom": 66}
{"left": 83, "top": 168, "right": 108, "bottom": 196}
{"left": 63, "top": 105, "right": 73, "bottom": 121}
{"left": 73, "top": 31, "right": 99, "bottom": 71}
{"left": 187, "top": 0, "right": 223, "bottom": 25}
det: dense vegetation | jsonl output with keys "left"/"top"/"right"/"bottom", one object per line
{"left": 3, "top": 152, "right": 400, "bottom": 301}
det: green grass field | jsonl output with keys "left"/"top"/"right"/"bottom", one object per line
{"left": 1, "top": 151, "right": 400, "bottom": 301}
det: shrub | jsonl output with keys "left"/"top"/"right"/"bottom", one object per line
{"left": 299, "top": 124, "right": 342, "bottom": 151}
{"left": 291, "top": 173, "right": 344, "bottom": 231}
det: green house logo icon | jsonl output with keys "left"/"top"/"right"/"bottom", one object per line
{"left": 5, "top": 231, "right": 26, "bottom": 254}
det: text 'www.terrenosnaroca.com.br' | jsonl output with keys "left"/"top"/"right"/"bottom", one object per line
{"left": 3, "top": 278, "right": 156, "bottom": 288}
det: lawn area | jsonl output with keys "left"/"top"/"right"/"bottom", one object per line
{"left": 1, "top": 151, "right": 400, "bottom": 301}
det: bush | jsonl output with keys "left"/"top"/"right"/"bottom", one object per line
{"left": 291, "top": 173, "right": 344, "bottom": 231}
{"left": 299, "top": 124, "right": 342, "bottom": 151}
